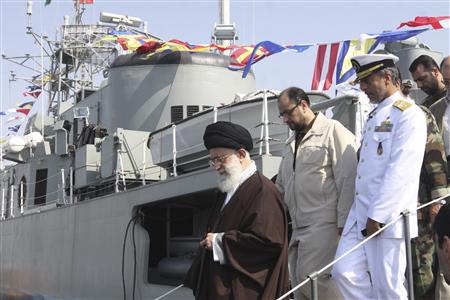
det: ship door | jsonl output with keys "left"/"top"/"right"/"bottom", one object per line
{"left": 34, "top": 169, "right": 48, "bottom": 205}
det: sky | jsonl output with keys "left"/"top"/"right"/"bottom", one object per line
{"left": 0, "top": 0, "right": 449, "bottom": 141}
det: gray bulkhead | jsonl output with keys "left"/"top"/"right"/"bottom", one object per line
{"left": 96, "top": 51, "right": 256, "bottom": 133}
{"left": 0, "top": 156, "right": 281, "bottom": 299}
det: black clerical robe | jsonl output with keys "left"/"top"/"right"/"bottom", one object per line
{"left": 184, "top": 172, "right": 289, "bottom": 300}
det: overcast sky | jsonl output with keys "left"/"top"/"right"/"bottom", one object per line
{"left": 1, "top": 0, "right": 449, "bottom": 139}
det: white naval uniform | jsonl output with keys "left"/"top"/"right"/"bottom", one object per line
{"left": 332, "top": 91, "right": 427, "bottom": 299}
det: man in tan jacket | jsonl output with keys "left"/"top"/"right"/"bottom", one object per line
{"left": 276, "top": 87, "right": 357, "bottom": 300}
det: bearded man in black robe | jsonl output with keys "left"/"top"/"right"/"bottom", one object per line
{"left": 184, "top": 121, "right": 289, "bottom": 300}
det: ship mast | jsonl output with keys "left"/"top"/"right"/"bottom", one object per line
{"left": 3, "top": 1, "right": 159, "bottom": 120}
{"left": 75, "top": 0, "right": 82, "bottom": 25}
{"left": 219, "top": 0, "right": 230, "bottom": 29}
{"left": 213, "top": 0, "right": 237, "bottom": 46}
{"left": 74, "top": 0, "right": 89, "bottom": 25}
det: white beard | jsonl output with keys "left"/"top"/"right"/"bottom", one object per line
{"left": 217, "top": 161, "right": 241, "bottom": 193}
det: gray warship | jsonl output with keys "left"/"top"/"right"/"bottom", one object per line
{"left": 0, "top": 1, "right": 444, "bottom": 299}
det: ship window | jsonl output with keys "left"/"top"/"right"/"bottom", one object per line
{"left": 34, "top": 169, "right": 48, "bottom": 205}
{"left": 171, "top": 106, "right": 183, "bottom": 123}
{"left": 202, "top": 105, "right": 212, "bottom": 111}
{"left": 186, "top": 105, "right": 199, "bottom": 117}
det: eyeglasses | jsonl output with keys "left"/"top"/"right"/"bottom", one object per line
{"left": 278, "top": 103, "right": 299, "bottom": 119}
{"left": 208, "top": 153, "right": 234, "bottom": 167}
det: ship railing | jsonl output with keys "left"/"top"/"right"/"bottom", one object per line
{"left": 0, "top": 163, "right": 130, "bottom": 220}
{"left": 150, "top": 194, "right": 448, "bottom": 300}
{"left": 275, "top": 194, "right": 449, "bottom": 300}
{"left": 169, "top": 90, "right": 282, "bottom": 177}
{"left": 3, "top": 94, "right": 288, "bottom": 220}
{"left": 255, "top": 89, "right": 280, "bottom": 156}
{"left": 0, "top": 135, "right": 213, "bottom": 220}
{"left": 167, "top": 91, "right": 355, "bottom": 178}
{"left": 0, "top": 180, "right": 121, "bottom": 219}
{"left": 0, "top": 136, "right": 153, "bottom": 219}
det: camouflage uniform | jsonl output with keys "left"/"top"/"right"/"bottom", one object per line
{"left": 412, "top": 106, "right": 449, "bottom": 299}
{"left": 421, "top": 90, "right": 447, "bottom": 109}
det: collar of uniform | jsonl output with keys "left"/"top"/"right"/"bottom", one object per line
{"left": 367, "top": 106, "right": 378, "bottom": 119}
{"left": 423, "top": 89, "right": 447, "bottom": 107}
{"left": 239, "top": 160, "right": 257, "bottom": 185}
{"left": 376, "top": 90, "right": 401, "bottom": 110}
{"left": 307, "top": 112, "right": 327, "bottom": 136}
{"left": 286, "top": 132, "right": 296, "bottom": 144}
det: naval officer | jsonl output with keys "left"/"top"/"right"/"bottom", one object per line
{"left": 332, "top": 54, "right": 427, "bottom": 299}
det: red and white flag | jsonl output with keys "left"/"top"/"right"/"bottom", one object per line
{"left": 311, "top": 43, "right": 340, "bottom": 91}
{"left": 397, "top": 16, "right": 450, "bottom": 29}
{"left": 79, "top": 0, "right": 94, "bottom": 4}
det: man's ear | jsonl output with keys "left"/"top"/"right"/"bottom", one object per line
{"left": 300, "top": 99, "right": 309, "bottom": 109}
{"left": 431, "top": 67, "right": 440, "bottom": 77}
{"left": 236, "top": 148, "right": 247, "bottom": 159}
{"left": 383, "top": 71, "right": 392, "bottom": 84}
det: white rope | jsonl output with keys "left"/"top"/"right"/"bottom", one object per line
{"left": 276, "top": 194, "right": 449, "bottom": 300}
{"left": 153, "top": 284, "right": 184, "bottom": 300}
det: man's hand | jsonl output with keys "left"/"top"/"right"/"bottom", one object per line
{"left": 429, "top": 203, "right": 443, "bottom": 224}
{"left": 200, "top": 233, "right": 214, "bottom": 251}
{"left": 366, "top": 218, "right": 381, "bottom": 236}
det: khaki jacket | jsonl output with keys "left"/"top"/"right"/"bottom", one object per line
{"left": 276, "top": 112, "right": 357, "bottom": 229}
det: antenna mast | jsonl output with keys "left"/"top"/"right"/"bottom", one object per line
{"left": 75, "top": 0, "right": 83, "bottom": 25}
{"left": 213, "top": 0, "right": 237, "bottom": 46}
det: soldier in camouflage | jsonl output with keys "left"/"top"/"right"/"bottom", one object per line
{"left": 409, "top": 55, "right": 447, "bottom": 108}
{"left": 413, "top": 106, "right": 449, "bottom": 299}
{"left": 399, "top": 72, "right": 449, "bottom": 299}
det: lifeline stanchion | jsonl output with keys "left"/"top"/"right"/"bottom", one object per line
{"left": 61, "top": 168, "right": 66, "bottom": 205}
{"left": 262, "top": 89, "right": 270, "bottom": 155}
{"left": 213, "top": 106, "right": 218, "bottom": 123}
{"left": 20, "top": 181, "right": 24, "bottom": 214}
{"left": 9, "top": 185, "right": 14, "bottom": 218}
{"left": 402, "top": 209, "right": 414, "bottom": 300}
{"left": 258, "top": 92, "right": 265, "bottom": 156}
{"left": 1, "top": 187, "right": 5, "bottom": 219}
{"left": 69, "top": 167, "right": 73, "bottom": 204}
{"left": 172, "top": 124, "right": 178, "bottom": 177}
{"left": 308, "top": 271, "right": 319, "bottom": 300}
{"left": 141, "top": 138, "right": 146, "bottom": 186}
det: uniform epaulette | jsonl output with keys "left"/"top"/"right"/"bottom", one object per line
{"left": 393, "top": 99, "right": 412, "bottom": 111}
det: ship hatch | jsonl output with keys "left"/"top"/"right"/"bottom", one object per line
{"left": 140, "top": 189, "right": 217, "bottom": 285}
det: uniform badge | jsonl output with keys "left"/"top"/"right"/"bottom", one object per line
{"left": 375, "top": 118, "right": 393, "bottom": 132}
{"left": 393, "top": 99, "right": 412, "bottom": 111}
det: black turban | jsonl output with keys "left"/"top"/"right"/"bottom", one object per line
{"left": 203, "top": 121, "right": 253, "bottom": 151}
